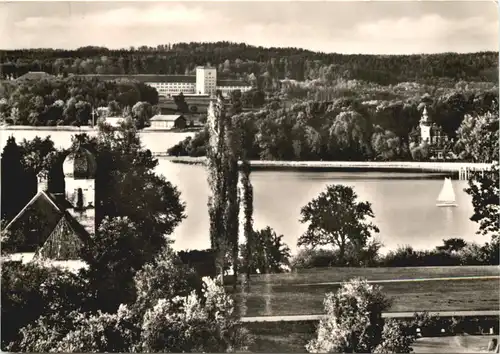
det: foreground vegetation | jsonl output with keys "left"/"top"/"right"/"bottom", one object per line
{"left": 246, "top": 321, "right": 499, "bottom": 353}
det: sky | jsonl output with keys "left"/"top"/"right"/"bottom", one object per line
{"left": 1, "top": 1, "right": 499, "bottom": 54}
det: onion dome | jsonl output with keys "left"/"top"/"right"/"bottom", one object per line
{"left": 63, "top": 145, "right": 97, "bottom": 179}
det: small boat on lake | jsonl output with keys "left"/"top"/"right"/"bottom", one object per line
{"left": 436, "top": 177, "right": 458, "bottom": 207}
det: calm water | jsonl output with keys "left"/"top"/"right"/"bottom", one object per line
{"left": 0, "top": 128, "right": 195, "bottom": 153}
{"left": 1, "top": 129, "right": 481, "bottom": 254}
{"left": 158, "top": 161, "right": 480, "bottom": 254}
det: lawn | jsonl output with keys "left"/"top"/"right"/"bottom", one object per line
{"left": 233, "top": 266, "right": 500, "bottom": 286}
{"left": 244, "top": 321, "right": 499, "bottom": 353}
{"left": 228, "top": 266, "right": 499, "bottom": 317}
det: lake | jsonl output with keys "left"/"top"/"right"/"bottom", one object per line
{"left": 0, "top": 127, "right": 195, "bottom": 153}
{"left": 159, "top": 161, "right": 481, "bottom": 254}
{"left": 1, "top": 129, "right": 481, "bottom": 254}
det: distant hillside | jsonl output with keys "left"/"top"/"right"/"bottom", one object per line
{"left": 0, "top": 42, "right": 498, "bottom": 86}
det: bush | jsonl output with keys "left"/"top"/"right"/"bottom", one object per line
{"left": 291, "top": 248, "right": 338, "bottom": 269}
{"left": 291, "top": 239, "right": 382, "bottom": 269}
{"left": 307, "top": 278, "right": 417, "bottom": 353}
{"left": 138, "top": 277, "right": 251, "bottom": 352}
{"left": 1, "top": 262, "right": 89, "bottom": 351}
{"left": 13, "top": 249, "right": 251, "bottom": 353}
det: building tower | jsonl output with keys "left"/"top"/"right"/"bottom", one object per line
{"left": 62, "top": 144, "right": 97, "bottom": 236}
{"left": 419, "top": 106, "right": 432, "bottom": 144}
{"left": 196, "top": 66, "right": 217, "bottom": 96}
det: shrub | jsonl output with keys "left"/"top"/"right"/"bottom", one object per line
{"left": 291, "top": 248, "right": 339, "bottom": 269}
{"left": 291, "top": 239, "right": 382, "bottom": 269}
{"left": 134, "top": 247, "right": 204, "bottom": 314}
{"left": 307, "top": 278, "right": 417, "bottom": 353}
{"left": 457, "top": 242, "right": 491, "bottom": 265}
{"left": 2, "top": 262, "right": 89, "bottom": 351}
{"left": 13, "top": 251, "right": 251, "bottom": 353}
{"left": 138, "top": 277, "right": 251, "bottom": 352}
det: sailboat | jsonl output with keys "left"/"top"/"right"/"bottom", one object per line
{"left": 436, "top": 177, "right": 458, "bottom": 207}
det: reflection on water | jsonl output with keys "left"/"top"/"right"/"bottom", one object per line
{"left": 159, "top": 161, "right": 481, "bottom": 254}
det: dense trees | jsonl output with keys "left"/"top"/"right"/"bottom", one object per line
{"left": 169, "top": 84, "right": 498, "bottom": 162}
{"left": 0, "top": 77, "right": 158, "bottom": 126}
{"left": 1, "top": 43, "right": 497, "bottom": 87}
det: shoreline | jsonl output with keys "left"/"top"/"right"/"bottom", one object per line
{"left": 0, "top": 126, "right": 201, "bottom": 133}
{"left": 162, "top": 156, "right": 490, "bottom": 174}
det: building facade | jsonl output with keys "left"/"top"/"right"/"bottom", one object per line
{"left": 196, "top": 66, "right": 217, "bottom": 96}
{"left": 415, "top": 106, "right": 452, "bottom": 160}
{"left": 77, "top": 67, "right": 253, "bottom": 98}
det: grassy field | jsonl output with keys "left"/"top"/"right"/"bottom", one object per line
{"left": 244, "top": 321, "right": 499, "bottom": 352}
{"left": 229, "top": 266, "right": 499, "bottom": 317}
{"left": 238, "top": 266, "right": 499, "bottom": 285}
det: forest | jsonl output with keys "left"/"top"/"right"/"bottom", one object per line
{"left": 1, "top": 42, "right": 498, "bottom": 86}
{"left": 169, "top": 80, "right": 499, "bottom": 162}
{"left": 0, "top": 76, "right": 158, "bottom": 126}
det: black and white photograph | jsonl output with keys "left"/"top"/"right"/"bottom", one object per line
{"left": 0, "top": 0, "right": 499, "bottom": 352}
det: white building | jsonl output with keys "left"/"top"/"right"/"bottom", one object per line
{"left": 196, "top": 66, "right": 217, "bottom": 96}
{"left": 78, "top": 68, "right": 253, "bottom": 98}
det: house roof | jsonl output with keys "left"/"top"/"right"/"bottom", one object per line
{"left": 75, "top": 74, "right": 196, "bottom": 84}
{"left": 3, "top": 191, "right": 91, "bottom": 252}
{"left": 16, "top": 71, "right": 55, "bottom": 81}
{"left": 150, "top": 114, "right": 184, "bottom": 122}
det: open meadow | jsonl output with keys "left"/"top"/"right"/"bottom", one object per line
{"left": 229, "top": 266, "right": 499, "bottom": 317}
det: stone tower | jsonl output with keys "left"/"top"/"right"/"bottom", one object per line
{"left": 419, "top": 106, "right": 431, "bottom": 144}
{"left": 62, "top": 144, "right": 97, "bottom": 236}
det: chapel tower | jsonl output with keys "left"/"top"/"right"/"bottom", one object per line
{"left": 62, "top": 144, "right": 97, "bottom": 236}
{"left": 419, "top": 106, "right": 432, "bottom": 144}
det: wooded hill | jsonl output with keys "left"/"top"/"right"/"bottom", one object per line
{"left": 1, "top": 42, "right": 498, "bottom": 86}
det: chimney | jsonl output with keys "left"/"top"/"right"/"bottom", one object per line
{"left": 37, "top": 170, "right": 48, "bottom": 193}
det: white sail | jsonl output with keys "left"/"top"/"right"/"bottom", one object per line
{"left": 436, "top": 177, "right": 457, "bottom": 206}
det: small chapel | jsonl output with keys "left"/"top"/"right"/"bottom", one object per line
{"left": 3, "top": 144, "right": 97, "bottom": 261}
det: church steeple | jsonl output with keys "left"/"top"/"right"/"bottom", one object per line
{"left": 62, "top": 145, "right": 96, "bottom": 236}
{"left": 419, "top": 105, "right": 432, "bottom": 144}
{"left": 420, "top": 106, "right": 430, "bottom": 125}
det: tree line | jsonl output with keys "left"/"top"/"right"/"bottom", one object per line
{"left": 169, "top": 85, "right": 498, "bottom": 162}
{"left": 0, "top": 76, "right": 159, "bottom": 127}
{"left": 1, "top": 42, "right": 498, "bottom": 87}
